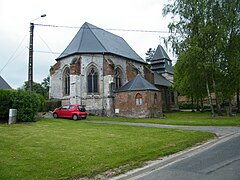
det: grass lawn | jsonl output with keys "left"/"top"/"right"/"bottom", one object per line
{"left": 0, "top": 118, "right": 214, "bottom": 179}
{"left": 88, "top": 111, "right": 240, "bottom": 126}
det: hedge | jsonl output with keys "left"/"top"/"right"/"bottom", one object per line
{"left": 0, "top": 89, "right": 62, "bottom": 122}
{"left": 11, "top": 90, "right": 41, "bottom": 122}
{"left": 0, "top": 89, "right": 41, "bottom": 122}
{"left": 0, "top": 89, "right": 13, "bottom": 120}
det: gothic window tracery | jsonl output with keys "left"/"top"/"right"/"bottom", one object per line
{"left": 114, "top": 67, "right": 123, "bottom": 89}
{"left": 87, "top": 66, "right": 98, "bottom": 94}
{"left": 63, "top": 67, "right": 70, "bottom": 96}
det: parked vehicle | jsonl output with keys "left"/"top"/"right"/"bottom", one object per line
{"left": 52, "top": 104, "right": 87, "bottom": 120}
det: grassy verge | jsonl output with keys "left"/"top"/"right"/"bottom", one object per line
{"left": 0, "top": 118, "right": 214, "bottom": 179}
{"left": 88, "top": 111, "right": 240, "bottom": 126}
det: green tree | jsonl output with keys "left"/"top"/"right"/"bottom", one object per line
{"left": 174, "top": 46, "right": 207, "bottom": 111}
{"left": 22, "top": 76, "right": 50, "bottom": 99}
{"left": 145, "top": 48, "right": 155, "bottom": 63}
{"left": 41, "top": 75, "right": 50, "bottom": 91}
{"left": 163, "top": 0, "right": 240, "bottom": 116}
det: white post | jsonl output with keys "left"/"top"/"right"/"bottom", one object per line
{"left": 9, "top": 109, "right": 17, "bottom": 124}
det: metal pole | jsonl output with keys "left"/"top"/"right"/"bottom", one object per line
{"left": 28, "top": 22, "right": 34, "bottom": 91}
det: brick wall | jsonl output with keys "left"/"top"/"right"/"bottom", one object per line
{"left": 50, "top": 61, "right": 61, "bottom": 75}
{"left": 126, "top": 62, "right": 138, "bottom": 81}
{"left": 144, "top": 65, "right": 154, "bottom": 84}
{"left": 70, "top": 57, "right": 81, "bottom": 75}
{"left": 103, "top": 57, "right": 114, "bottom": 76}
{"left": 114, "top": 90, "right": 163, "bottom": 118}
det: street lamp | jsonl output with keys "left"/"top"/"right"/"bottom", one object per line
{"left": 28, "top": 14, "right": 46, "bottom": 91}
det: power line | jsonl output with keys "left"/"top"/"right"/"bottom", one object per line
{"left": 35, "top": 30, "right": 58, "bottom": 58}
{"left": 34, "top": 23, "right": 170, "bottom": 34}
{"left": 33, "top": 50, "right": 60, "bottom": 55}
{"left": 0, "top": 33, "right": 28, "bottom": 73}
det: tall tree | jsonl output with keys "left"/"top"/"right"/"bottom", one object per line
{"left": 163, "top": 0, "right": 240, "bottom": 116}
{"left": 22, "top": 76, "right": 50, "bottom": 99}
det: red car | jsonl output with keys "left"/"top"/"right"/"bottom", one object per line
{"left": 52, "top": 104, "right": 87, "bottom": 120}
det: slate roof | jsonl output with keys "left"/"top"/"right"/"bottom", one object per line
{"left": 151, "top": 45, "right": 170, "bottom": 61}
{"left": 150, "top": 45, "right": 173, "bottom": 75}
{"left": 0, "top": 76, "right": 12, "bottom": 90}
{"left": 115, "top": 74, "right": 159, "bottom": 92}
{"left": 57, "top": 22, "right": 145, "bottom": 63}
{"left": 154, "top": 72, "right": 173, "bottom": 87}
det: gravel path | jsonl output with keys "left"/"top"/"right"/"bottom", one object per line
{"left": 85, "top": 121, "right": 240, "bottom": 136}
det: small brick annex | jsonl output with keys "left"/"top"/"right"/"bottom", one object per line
{"left": 113, "top": 74, "right": 163, "bottom": 118}
{"left": 114, "top": 90, "right": 162, "bottom": 118}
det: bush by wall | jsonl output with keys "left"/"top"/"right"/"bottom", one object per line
{"left": 0, "top": 89, "right": 48, "bottom": 122}
{"left": 11, "top": 90, "right": 41, "bottom": 122}
{"left": 44, "top": 100, "right": 62, "bottom": 112}
{"left": 0, "top": 89, "right": 13, "bottom": 120}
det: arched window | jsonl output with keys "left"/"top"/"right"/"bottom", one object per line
{"left": 135, "top": 93, "right": 142, "bottom": 105}
{"left": 63, "top": 67, "right": 70, "bottom": 96}
{"left": 87, "top": 66, "right": 98, "bottom": 94}
{"left": 114, "top": 67, "right": 123, "bottom": 89}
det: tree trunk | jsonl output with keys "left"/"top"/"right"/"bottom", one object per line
{"left": 206, "top": 81, "right": 215, "bottom": 118}
{"left": 228, "top": 98, "right": 233, "bottom": 116}
{"left": 196, "top": 98, "right": 200, "bottom": 111}
{"left": 212, "top": 79, "right": 222, "bottom": 116}
{"left": 191, "top": 96, "right": 195, "bottom": 112}
{"left": 237, "top": 89, "right": 240, "bottom": 113}
{"left": 200, "top": 96, "right": 204, "bottom": 112}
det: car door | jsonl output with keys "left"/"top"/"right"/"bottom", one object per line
{"left": 67, "top": 105, "right": 76, "bottom": 118}
{"left": 58, "top": 105, "right": 70, "bottom": 118}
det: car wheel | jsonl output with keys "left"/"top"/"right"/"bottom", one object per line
{"left": 72, "top": 114, "right": 78, "bottom": 120}
{"left": 53, "top": 113, "right": 58, "bottom": 118}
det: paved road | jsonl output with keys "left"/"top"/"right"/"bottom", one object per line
{"left": 87, "top": 121, "right": 240, "bottom": 180}
{"left": 130, "top": 134, "right": 240, "bottom": 180}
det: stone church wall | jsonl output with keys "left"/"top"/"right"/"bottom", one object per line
{"left": 50, "top": 54, "right": 147, "bottom": 116}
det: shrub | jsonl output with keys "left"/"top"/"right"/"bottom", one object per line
{"left": 36, "top": 94, "right": 46, "bottom": 112}
{"left": 0, "top": 89, "right": 13, "bottom": 120}
{"left": 44, "top": 100, "right": 61, "bottom": 112}
{"left": 11, "top": 90, "right": 41, "bottom": 122}
{"left": 178, "top": 102, "right": 199, "bottom": 109}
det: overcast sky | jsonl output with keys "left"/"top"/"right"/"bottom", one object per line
{"left": 0, "top": 0, "right": 175, "bottom": 89}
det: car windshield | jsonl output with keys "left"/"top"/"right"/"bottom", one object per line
{"left": 78, "top": 105, "right": 86, "bottom": 112}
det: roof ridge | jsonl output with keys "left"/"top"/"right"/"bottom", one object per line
{"left": 128, "top": 74, "right": 140, "bottom": 90}
{"left": 56, "top": 22, "right": 145, "bottom": 63}
{"left": 85, "top": 23, "right": 108, "bottom": 52}
{"left": 77, "top": 24, "right": 85, "bottom": 52}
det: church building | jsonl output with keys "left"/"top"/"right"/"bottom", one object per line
{"left": 49, "top": 22, "right": 177, "bottom": 117}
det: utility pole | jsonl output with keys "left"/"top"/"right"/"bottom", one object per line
{"left": 28, "top": 23, "right": 34, "bottom": 91}
{"left": 28, "top": 14, "right": 46, "bottom": 91}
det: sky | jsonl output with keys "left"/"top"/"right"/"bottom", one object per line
{"left": 0, "top": 0, "right": 175, "bottom": 89}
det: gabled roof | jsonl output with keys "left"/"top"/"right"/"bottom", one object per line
{"left": 115, "top": 74, "right": 159, "bottom": 92}
{"left": 57, "top": 22, "right": 145, "bottom": 63}
{"left": 154, "top": 72, "right": 173, "bottom": 87}
{"left": 0, "top": 76, "right": 12, "bottom": 90}
{"left": 152, "top": 45, "right": 170, "bottom": 61}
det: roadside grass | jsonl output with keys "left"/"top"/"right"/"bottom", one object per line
{"left": 0, "top": 118, "right": 214, "bottom": 179}
{"left": 88, "top": 111, "right": 240, "bottom": 126}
